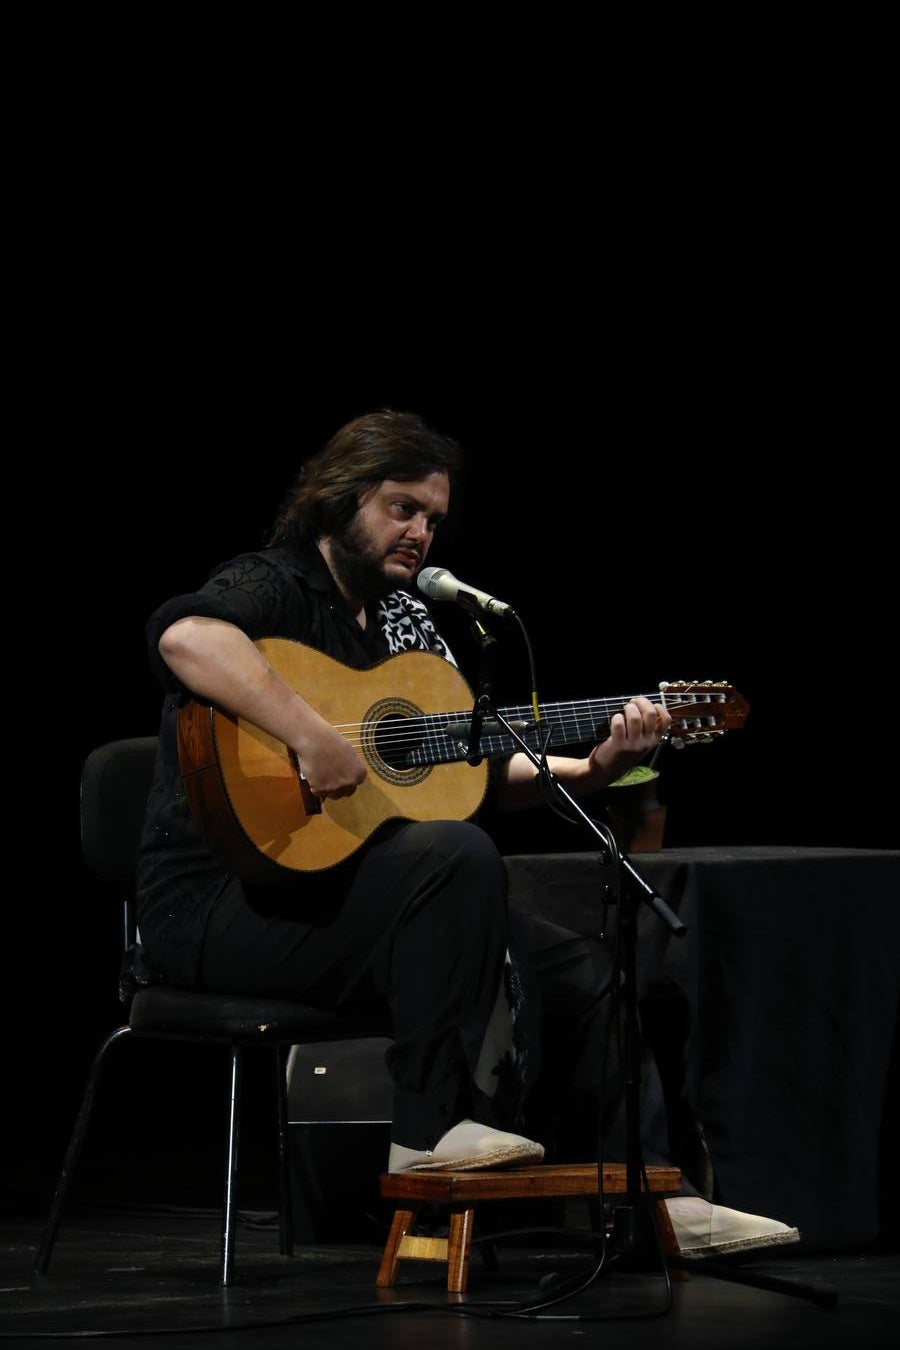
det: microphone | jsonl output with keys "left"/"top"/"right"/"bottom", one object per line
{"left": 417, "top": 566, "right": 515, "bottom": 617}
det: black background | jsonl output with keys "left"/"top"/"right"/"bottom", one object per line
{"left": 19, "top": 344, "right": 891, "bottom": 1174}
{"left": 6, "top": 55, "right": 895, "bottom": 1213}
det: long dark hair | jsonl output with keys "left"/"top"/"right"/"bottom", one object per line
{"left": 268, "top": 410, "right": 465, "bottom": 548}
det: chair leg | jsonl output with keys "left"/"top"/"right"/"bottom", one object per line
{"left": 275, "top": 1044, "right": 294, "bottom": 1258}
{"left": 220, "top": 1045, "right": 243, "bottom": 1286}
{"left": 34, "top": 1026, "right": 133, "bottom": 1274}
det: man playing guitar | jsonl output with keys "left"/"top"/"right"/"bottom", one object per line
{"left": 136, "top": 409, "right": 797, "bottom": 1257}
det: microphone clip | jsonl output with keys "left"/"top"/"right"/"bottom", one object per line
{"left": 466, "top": 618, "right": 499, "bottom": 767}
{"left": 466, "top": 693, "right": 491, "bottom": 766}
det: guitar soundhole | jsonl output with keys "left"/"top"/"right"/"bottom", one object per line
{"left": 362, "top": 697, "right": 431, "bottom": 786}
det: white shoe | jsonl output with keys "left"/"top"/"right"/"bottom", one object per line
{"left": 665, "top": 1197, "right": 800, "bottom": 1259}
{"left": 388, "top": 1119, "right": 545, "bottom": 1173}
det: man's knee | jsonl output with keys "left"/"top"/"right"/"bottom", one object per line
{"left": 394, "top": 819, "right": 507, "bottom": 899}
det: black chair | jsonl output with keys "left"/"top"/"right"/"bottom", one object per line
{"left": 35, "top": 735, "right": 390, "bottom": 1285}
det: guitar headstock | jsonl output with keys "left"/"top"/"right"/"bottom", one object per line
{"left": 660, "top": 681, "right": 749, "bottom": 747}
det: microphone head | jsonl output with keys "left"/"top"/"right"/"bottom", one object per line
{"left": 416, "top": 566, "right": 453, "bottom": 602}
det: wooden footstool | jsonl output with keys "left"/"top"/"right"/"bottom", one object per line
{"left": 376, "top": 1162, "right": 682, "bottom": 1294}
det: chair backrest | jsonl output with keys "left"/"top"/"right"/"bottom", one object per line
{"left": 80, "top": 736, "right": 159, "bottom": 888}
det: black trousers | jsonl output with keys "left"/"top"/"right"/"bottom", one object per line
{"left": 199, "top": 817, "right": 691, "bottom": 1173}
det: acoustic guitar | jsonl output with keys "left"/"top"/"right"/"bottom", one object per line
{"left": 177, "top": 637, "right": 749, "bottom": 880}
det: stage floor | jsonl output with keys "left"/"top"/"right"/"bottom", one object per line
{"left": 3, "top": 1199, "right": 898, "bottom": 1350}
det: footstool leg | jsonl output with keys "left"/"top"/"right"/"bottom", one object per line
{"left": 654, "top": 1197, "right": 687, "bottom": 1269}
{"left": 377, "top": 1206, "right": 418, "bottom": 1288}
{"left": 447, "top": 1207, "right": 475, "bottom": 1294}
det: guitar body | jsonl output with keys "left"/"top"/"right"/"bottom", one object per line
{"left": 178, "top": 639, "right": 489, "bottom": 880}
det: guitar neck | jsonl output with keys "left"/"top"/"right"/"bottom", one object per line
{"left": 492, "top": 695, "right": 658, "bottom": 757}
{"left": 408, "top": 693, "right": 662, "bottom": 767}
{"left": 405, "top": 684, "right": 745, "bottom": 768}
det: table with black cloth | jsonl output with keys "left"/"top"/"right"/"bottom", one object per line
{"left": 504, "top": 845, "right": 900, "bottom": 1252}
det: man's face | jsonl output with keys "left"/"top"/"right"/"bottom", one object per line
{"left": 329, "top": 472, "right": 450, "bottom": 601}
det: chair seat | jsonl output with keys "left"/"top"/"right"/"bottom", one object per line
{"left": 129, "top": 985, "right": 389, "bottom": 1042}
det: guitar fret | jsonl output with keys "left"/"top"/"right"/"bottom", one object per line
{"left": 418, "top": 713, "right": 457, "bottom": 766}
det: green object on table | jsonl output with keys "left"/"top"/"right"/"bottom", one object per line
{"left": 608, "top": 765, "right": 660, "bottom": 789}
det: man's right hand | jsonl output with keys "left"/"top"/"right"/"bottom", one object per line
{"left": 294, "top": 715, "right": 368, "bottom": 801}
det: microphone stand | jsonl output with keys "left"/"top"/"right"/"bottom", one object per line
{"left": 463, "top": 617, "right": 497, "bottom": 767}
{"left": 471, "top": 695, "right": 831, "bottom": 1307}
{"left": 470, "top": 689, "right": 685, "bottom": 1262}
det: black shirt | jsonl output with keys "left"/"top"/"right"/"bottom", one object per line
{"left": 135, "top": 542, "right": 456, "bottom": 987}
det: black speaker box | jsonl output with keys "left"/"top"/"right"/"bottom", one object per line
{"left": 287, "top": 1037, "right": 394, "bottom": 1243}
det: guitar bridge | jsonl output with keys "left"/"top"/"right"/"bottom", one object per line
{"left": 292, "top": 752, "right": 322, "bottom": 816}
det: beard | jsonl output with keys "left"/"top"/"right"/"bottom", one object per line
{"left": 327, "top": 514, "right": 409, "bottom": 603}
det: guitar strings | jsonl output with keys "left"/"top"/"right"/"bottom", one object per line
{"left": 325, "top": 690, "right": 729, "bottom": 753}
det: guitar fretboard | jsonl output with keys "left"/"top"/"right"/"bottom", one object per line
{"left": 404, "top": 697, "right": 656, "bottom": 767}
{"left": 399, "top": 686, "right": 739, "bottom": 767}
